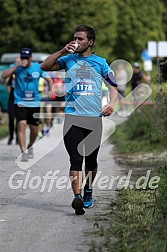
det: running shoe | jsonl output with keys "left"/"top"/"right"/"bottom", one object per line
{"left": 7, "top": 138, "right": 13, "bottom": 145}
{"left": 28, "top": 146, "right": 34, "bottom": 159}
{"left": 72, "top": 194, "right": 85, "bottom": 215}
{"left": 83, "top": 186, "right": 93, "bottom": 208}
{"left": 21, "top": 152, "right": 28, "bottom": 162}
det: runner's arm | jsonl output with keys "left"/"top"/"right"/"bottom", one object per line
{"left": 102, "top": 85, "right": 117, "bottom": 116}
{"left": 40, "top": 42, "right": 78, "bottom": 71}
{"left": 45, "top": 76, "right": 54, "bottom": 97}
{"left": 102, "top": 71, "right": 118, "bottom": 116}
{"left": 40, "top": 50, "right": 65, "bottom": 71}
{"left": 1, "top": 76, "right": 10, "bottom": 85}
{"left": 2, "top": 65, "right": 18, "bottom": 80}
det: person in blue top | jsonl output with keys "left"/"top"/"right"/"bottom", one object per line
{"left": 2, "top": 48, "right": 53, "bottom": 161}
{"left": 41, "top": 25, "right": 117, "bottom": 215}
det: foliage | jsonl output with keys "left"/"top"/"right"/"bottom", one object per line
{"left": 155, "top": 88, "right": 167, "bottom": 137}
{"left": 105, "top": 165, "right": 167, "bottom": 252}
{"left": 0, "top": 0, "right": 165, "bottom": 62}
{"left": 112, "top": 0, "right": 165, "bottom": 61}
{"left": 111, "top": 106, "right": 167, "bottom": 154}
{"left": 89, "top": 163, "right": 167, "bottom": 252}
{"left": 0, "top": 124, "right": 8, "bottom": 140}
{"left": 161, "top": 0, "right": 167, "bottom": 39}
{"left": 0, "top": 0, "right": 118, "bottom": 61}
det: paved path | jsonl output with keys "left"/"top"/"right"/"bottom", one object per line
{"left": 0, "top": 114, "right": 125, "bottom": 252}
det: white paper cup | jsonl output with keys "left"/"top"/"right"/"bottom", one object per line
{"left": 69, "top": 42, "right": 78, "bottom": 53}
{"left": 21, "top": 59, "right": 28, "bottom": 67}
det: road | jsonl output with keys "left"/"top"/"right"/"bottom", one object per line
{"left": 0, "top": 114, "right": 125, "bottom": 252}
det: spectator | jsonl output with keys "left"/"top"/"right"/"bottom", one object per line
{"left": 131, "top": 62, "right": 148, "bottom": 90}
{"left": 6, "top": 74, "right": 19, "bottom": 145}
{"left": 115, "top": 63, "right": 128, "bottom": 111}
{"left": 2, "top": 58, "right": 20, "bottom": 145}
{"left": 52, "top": 72, "right": 65, "bottom": 123}
{"left": 131, "top": 62, "right": 149, "bottom": 104}
{"left": 40, "top": 77, "right": 53, "bottom": 136}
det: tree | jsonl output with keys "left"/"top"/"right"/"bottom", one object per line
{"left": 161, "top": 0, "right": 167, "bottom": 40}
{"left": 0, "top": 0, "right": 118, "bottom": 62}
{"left": 113, "top": 0, "right": 165, "bottom": 62}
{"left": 54, "top": 0, "right": 118, "bottom": 62}
{"left": 0, "top": 0, "right": 165, "bottom": 63}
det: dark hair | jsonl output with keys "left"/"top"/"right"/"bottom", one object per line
{"left": 74, "top": 25, "right": 96, "bottom": 44}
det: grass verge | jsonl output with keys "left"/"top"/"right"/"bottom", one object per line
{"left": 87, "top": 104, "right": 167, "bottom": 251}
{"left": 111, "top": 106, "right": 167, "bottom": 154}
{"left": 0, "top": 124, "right": 8, "bottom": 140}
{"left": 88, "top": 162, "right": 166, "bottom": 251}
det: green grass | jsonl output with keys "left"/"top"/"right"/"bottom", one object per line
{"left": 111, "top": 165, "right": 167, "bottom": 252}
{"left": 0, "top": 124, "right": 8, "bottom": 140}
{"left": 89, "top": 164, "right": 167, "bottom": 252}
{"left": 88, "top": 93, "right": 167, "bottom": 252}
{"left": 106, "top": 177, "right": 167, "bottom": 252}
{"left": 125, "top": 82, "right": 166, "bottom": 102}
{"left": 111, "top": 106, "right": 167, "bottom": 154}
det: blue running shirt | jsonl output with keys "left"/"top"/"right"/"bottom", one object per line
{"left": 57, "top": 54, "right": 116, "bottom": 117}
{"left": 13, "top": 62, "right": 47, "bottom": 107}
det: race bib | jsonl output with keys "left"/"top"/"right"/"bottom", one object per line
{"left": 22, "top": 90, "right": 35, "bottom": 101}
{"left": 72, "top": 81, "right": 95, "bottom": 96}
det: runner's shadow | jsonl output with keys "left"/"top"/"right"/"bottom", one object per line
{"left": 0, "top": 196, "right": 74, "bottom": 216}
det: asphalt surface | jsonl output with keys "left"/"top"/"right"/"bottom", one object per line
{"left": 0, "top": 114, "right": 126, "bottom": 252}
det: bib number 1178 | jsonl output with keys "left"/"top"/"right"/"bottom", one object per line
{"left": 76, "top": 84, "right": 92, "bottom": 91}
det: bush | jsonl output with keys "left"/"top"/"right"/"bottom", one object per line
{"left": 155, "top": 88, "right": 167, "bottom": 137}
{"left": 111, "top": 105, "right": 167, "bottom": 154}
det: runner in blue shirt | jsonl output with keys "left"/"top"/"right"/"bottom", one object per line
{"left": 41, "top": 25, "right": 117, "bottom": 215}
{"left": 2, "top": 48, "right": 53, "bottom": 161}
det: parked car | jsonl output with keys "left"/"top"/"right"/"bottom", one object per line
{"left": 0, "top": 52, "right": 50, "bottom": 64}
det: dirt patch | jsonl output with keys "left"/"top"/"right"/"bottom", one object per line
{"left": 112, "top": 147, "right": 167, "bottom": 168}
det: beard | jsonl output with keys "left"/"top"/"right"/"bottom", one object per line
{"left": 76, "top": 45, "right": 91, "bottom": 54}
